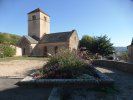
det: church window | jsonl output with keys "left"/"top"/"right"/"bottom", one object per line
{"left": 32, "top": 15, "right": 36, "bottom": 20}
{"left": 44, "top": 46, "right": 47, "bottom": 56}
{"left": 22, "top": 48, "right": 25, "bottom": 55}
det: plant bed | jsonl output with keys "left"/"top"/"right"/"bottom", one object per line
{"left": 16, "top": 69, "right": 114, "bottom": 88}
{"left": 16, "top": 50, "right": 114, "bottom": 87}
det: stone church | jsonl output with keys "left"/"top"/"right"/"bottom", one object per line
{"left": 18, "top": 8, "right": 79, "bottom": 56}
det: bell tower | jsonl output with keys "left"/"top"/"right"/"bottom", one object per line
{"left": 28, "top": 8, "right": 50, "bottom": 40}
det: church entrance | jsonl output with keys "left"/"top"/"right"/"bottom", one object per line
{"left": 44, "top": 46, "right": 47, "bottom": 56}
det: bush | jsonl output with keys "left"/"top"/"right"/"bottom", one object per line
{"left": 48, "top": 50, "right": 85, "bottom": 68}
{"left": 33, "top": 49, "right": 97, "bottom": 79}
{"left": 0, "top": 45, "right": 16, "bottom": 58}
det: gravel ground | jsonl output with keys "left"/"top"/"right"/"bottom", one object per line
{"left": 64, "top": 66, "right": 133, "bottom": 100}
{"left": 0, "top": 60, "right": 45, "bottom": 77}
{"left": 96, "top": 66, "right": 133, "bottom": 100}
{"left": 0, "top": 60, "right": 133, "bottom": 100}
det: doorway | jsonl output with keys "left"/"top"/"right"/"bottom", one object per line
{"left": 44, "top": 46, "right": 47, "bottom": 56}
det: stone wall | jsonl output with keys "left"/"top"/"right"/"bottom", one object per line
{"left": 92, "top": 60, "right": 133, "bottom": 73}
{"left": 32, "top": 42, "right": 69, "bottom": 56}
{"left": 18, "top": 37, "right": 31, "bottom": 55}
{"left": 69, "top": 31, "right": 79, "bottom": 50}
{"left": 14, "top": 46, "right": 22, "bottom": 56}
{"left": 10, "top": 45, "right": 22, "bottom": 56}
{"left": 128, "top": 45, "right": 133, "bottom": 62}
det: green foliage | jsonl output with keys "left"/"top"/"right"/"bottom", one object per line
{"left": 39, "top": 50, "right": 96, "bottom": 79}
{"left": 0, "top": 32, "right": 21, "bottom": 45}
{"left": 118, "top": 52, "right": 128, "bottom": 61}
{"left": 80, "top": 35, "right": 114, "bottom": 56}
{"left": 48, "top": 50, "right": 85, "bottom": 68}
{"left": 79, "top": 35, "right": 94, "bottom": 49}
{"left": 0, "top": 45, "right": 16, "bottom": 58}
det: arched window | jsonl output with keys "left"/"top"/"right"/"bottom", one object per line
{"left": 44, "top": 46, "right": 47, "bottom": 56}
{"left": 44, "top": 16, "right": 47, "bottom": 21}
{"left": 54, "top": 46, "right": 58, "bottom": 54}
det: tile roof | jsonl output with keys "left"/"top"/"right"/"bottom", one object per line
{"left": 40, "top": 30, "right": 75, "bottom": 43}
{"left": 28, "top": 8, "right": 50, "bottom": 17}
{"left": 24, "top": 36, "right": 38, "bottom": 44}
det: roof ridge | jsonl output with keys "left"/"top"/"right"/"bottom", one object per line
{"left": 49, "top": 30, "right": 74, "bottom": 35}
{"left": 28, "top": 8, "right": 50, "bottom": 17}
{"left": 39, "top": 30, "right": 76, "bottom": 43}
{"left": 24, "top": 36, "right": 38, "bottom": 44}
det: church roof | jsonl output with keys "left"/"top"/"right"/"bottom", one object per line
{"left": 28, "top": 8, "right": 50, "bottom": 17}
{"left": 40, "top": 30, "right": 76, "bottom": 43}
{"left": 24, "top": 36, "right": 38, "bottom": 44}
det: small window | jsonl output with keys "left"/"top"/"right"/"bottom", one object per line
{"left": 32, "top": 15, "right": 36, "bottom": 20}
{"left": 44, "top": 46, "right": 47, "bottom": 56}
{"left": 44, "top": 16, "right": 47, "bottom": 21}
{"left": 22, "top": 48, "right": 25, "bottom": 55}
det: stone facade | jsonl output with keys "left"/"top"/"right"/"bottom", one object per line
{"left": 127, "top": 42, "right": 133, "bottom": 63}
{"left": 18, "top": 8, "right": 79, "bottom": 56}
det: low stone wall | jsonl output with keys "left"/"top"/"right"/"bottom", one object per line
{"left": 92, "top": 60, "right": 133, "bottom": 73}
{"left": 16, "top": 68, "right": 114, "bottom": 87}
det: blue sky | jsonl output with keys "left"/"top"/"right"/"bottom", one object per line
{"left": 0, "top": 0, "right": 133, "bottom": 46}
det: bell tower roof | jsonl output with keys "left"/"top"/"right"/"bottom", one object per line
{"left": 28, "top": 8, "right": 50, "bottom": 17}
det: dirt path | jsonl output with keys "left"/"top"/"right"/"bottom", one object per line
{"left": 0, "top": 60, "right": 45, "bottom": 77}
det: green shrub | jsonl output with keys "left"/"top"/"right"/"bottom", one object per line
{"left": 39, "top": 49, "right": 96, "bottom": 79}
{"left": 0, "top": 45, "right": 16, "bottom": 58}
{"left": 47, "top": 50, "right": 86, "bottom": 69}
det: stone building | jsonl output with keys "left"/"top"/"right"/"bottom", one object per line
{"left": 18, "top": 8, "right": 79, "bottom": 56}
{"left": 127, "top": 38, "right": 133, "bottom": 62}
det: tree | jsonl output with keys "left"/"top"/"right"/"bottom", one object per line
{"left": 80, "top": 35, "right": 114, "bottom": 56}
{"left": 79, "top": 35, "right": 94, "bottom": 52}
{"left": 0, "top": 45, "right": 16, "bottom": 58}
{"left": 95, "top": 35, "right": 114, "bottom": 56}
{"left": 118, "top": 52, "right": 128, "bottom": 61}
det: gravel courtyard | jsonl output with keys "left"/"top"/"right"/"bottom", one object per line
{"left": 0, "top": 60, "right": 45, "bottom": 77}
{"left": 0, "top": 59, "right": 133, "bottom": 100}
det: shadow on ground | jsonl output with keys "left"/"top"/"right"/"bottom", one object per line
{"left": 57, "top": 66, "right": 133, "bottom": 100}
{"left": 0, "top": 78, "right": 52, "bottom": 100}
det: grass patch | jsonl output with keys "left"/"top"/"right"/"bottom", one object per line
{"left": 0, "top": 56, "right": 49, "bottom": 62}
